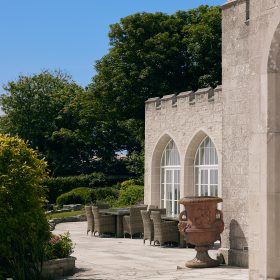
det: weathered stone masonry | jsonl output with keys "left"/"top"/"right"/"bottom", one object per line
{"left": 144, "top": 86, "right": 223, "bottom": 229}
{"left": 145, "top": 0, "right": 280, "bottom": 277}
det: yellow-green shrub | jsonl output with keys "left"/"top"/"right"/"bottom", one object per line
{"left": 116, "top": 185, "right": 144, "bottom": 207}
{"left": 0, "top": 134, "right": 50, "bottom": 279}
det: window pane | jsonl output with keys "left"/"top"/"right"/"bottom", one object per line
{"left": 195, "top": 149, "right": 199, "bottom": 165}
{"left": 210, "top": 148, "right": 214, "bottom": 164}
{"left": 205, "top": 148, "right": 210, "bottom": 165}
{"left": 174, "top": 201, "right": 179, "bottom": 215}
{"left": 210, "top": 169, "right": 218, "bottom": 185}
{"left": 200, "top": 147, "right": 205, "bottom": 165}
{"left": 161, "top": 168, "right": 164, "bottom": 183}
{"left": 201, "top": 170, "right": 208, "bottom": 184}
{"left": 195, "top": 185, "right": 199, "bottom": 196}
{"left": 161, "top": 183, "right": 164, "bottom": 200}
{"left": 166, "top": 170, "right": 172, "bottom": 183}
{"left": 201, "top": 185, "right": 208, "bottom": 196}
{"left": 210, "top": 185, "right": 218, "bottom": 196}
{"left": 166, "top": 184, "right": 172, "bottom": 200}
{"left": 195, "top": 168, "right": 199, "bottom": 185}
{"left": 214, "top": 149, "right": 218, "bottom": 164}
{"left": 166, "top": 200, "right": 172, "bottom": 216}
{"left": 174, "top": 170, "right": 179, "bottom": 184}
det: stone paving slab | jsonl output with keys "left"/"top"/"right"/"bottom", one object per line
{"left": 54, "top": 222, "right": 248, "bottom": 280}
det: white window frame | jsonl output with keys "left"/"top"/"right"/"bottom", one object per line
{"left": 194, "top": 136, "right": 218, "bottom": 197}
{"left": 160, "top": 140, "right": 180, "bottom": 217}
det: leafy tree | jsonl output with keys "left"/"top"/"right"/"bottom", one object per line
{"left": 0, "top": 134, "right": 50, "bottom": 279}
{"left": 0, "top": 71, "right": 80, "bottom": 150}
{"left": 90, "top": 5, "right": 221, "bottom": 123}
{"left": 0, "top": 71, "right": 89, "bottom": 175}
{"left": 88, "top": 5, "right": 221, "bottom": 177}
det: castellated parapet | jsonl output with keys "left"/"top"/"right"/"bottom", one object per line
{"left": 145, "top": 86, "right": 222, "bottom": 111}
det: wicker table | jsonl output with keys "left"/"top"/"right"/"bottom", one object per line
{"left": 100, "top": 208, "right": 130, "bottom": 238}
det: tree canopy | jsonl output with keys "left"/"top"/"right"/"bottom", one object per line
{"left": 0, "top": 71, "right": 88, "bottom": 175}
{"left": 0, "top": 5, "right": 222, "bottom": 178}
{"left": 90, "top": 5, "right": 221, "bottom": 121}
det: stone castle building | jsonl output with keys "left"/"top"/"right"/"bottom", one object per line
{"left": 144, "top": 0, "right": 280, "bottom": 279}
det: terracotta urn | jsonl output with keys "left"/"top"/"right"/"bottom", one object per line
{"left": 178, "top": 196, "right": 224, "bottom": 268}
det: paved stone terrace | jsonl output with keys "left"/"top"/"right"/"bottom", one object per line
{"left": 54, "top": 222, "right": 248, "bottom": 280}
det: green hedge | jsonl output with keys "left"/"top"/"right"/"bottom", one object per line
{"left": 56, "top": 186, "right": 119, "bottom": 206}
{"left": 44, "top": 173, "right": 129, "bottom": 203}
{"left": 56, "top": 187, "right": 94, "bottom": 205}
{"left": 55, "top": 182, "right": 144, "bottom": 208}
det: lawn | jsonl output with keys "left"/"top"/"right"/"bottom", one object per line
{"left": 47, "top": 209, "right": 85, "bottom": 220}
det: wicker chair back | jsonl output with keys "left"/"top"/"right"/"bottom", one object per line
{"left": 123, "top": 205, "right": 147, "bottom": 238}
{"left": 85, "top": 205, "right": 94, "bottom": 235}
{"left": 141, "top": 210, "right": 154, "bottom": 244}
{"left": 91, "top": 206, "right": 115, "bottom": 236}
{"left": 150, "top": 211, "right": 179, "bottom": 246}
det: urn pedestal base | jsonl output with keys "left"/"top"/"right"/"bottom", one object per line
{"left": 186, "top": 245, "right": 220, "bottom": 268}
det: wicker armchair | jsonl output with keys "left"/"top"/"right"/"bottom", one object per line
{"left": 123, "top": 205, "right": 147, "bottom": 238}
{"left": 85, "top": 205, "right": 94, "bottom": 235}
{"left": 141, "top": 209, "right": 167, "bottom": 245}
{"left": 141, "top": 210, "right": 153, "bottom": 244}
{"left": 92, "top": 206, "right": 116, "bottom": 236}
{"left": 150, "top": 211, "right": 179, "bottom": 246}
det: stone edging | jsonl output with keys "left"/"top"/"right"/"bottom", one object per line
{"left": 49, "top": 215, "right": 86, "bottom": 231}
{"left": 41, "top": 256, "right": 76, "bottom": 279}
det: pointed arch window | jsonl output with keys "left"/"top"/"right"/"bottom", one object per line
{"left": 194, "top": 136, "right": 218, "bottom": 196}
{"left": 160, "top": 140, "right": 180, "bottom": 216}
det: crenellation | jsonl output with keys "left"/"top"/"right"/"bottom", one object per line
{"left": 160, "top": 94, "right": 176, "bottom": 109}
{"left": 194, "top": 87, "right": 213, "bottom": 103}
{"left": 177, "top": 90, "right": 192, "bottom": 99}
{"left": 145, "top": 86, "right": 223, "bottom": 111}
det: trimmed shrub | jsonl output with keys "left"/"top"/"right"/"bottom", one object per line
{"left": 56, "top": 186, "right": 119, "bottom": 207}
{"left": 94, "top": 187, "right": 118, "bottom": 202}
{"left": 0, "top": 134, "right": 50, "bottom": 280}
{"left": 56, "top": 187, "right": 94, "bottom": 206}
{"left": 120, "top": 179, "right": 142, "bottom": 189}
{"left": 116, "top": 185, "right": 144, "bottom": 207}
{"left": 44, "top": 173, "right": 129, "bottom": 203}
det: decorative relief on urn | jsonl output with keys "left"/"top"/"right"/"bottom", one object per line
{"left": 178, "top": 196, "right": 224, "bottom": 268}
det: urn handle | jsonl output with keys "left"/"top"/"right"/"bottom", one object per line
{"left": 215, "top": 209, "right": 224, "bottom": 234}
{"left": 178, "top": 210, "right": 192, "bottom": 232}
{"left": 179, "top": 210, "right": 188, "bottom": 221}
{"left": 216, "top": 209, "right": 223, "bottom": 221}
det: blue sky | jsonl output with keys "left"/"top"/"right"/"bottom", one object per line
{"left": 0, "top": 0, "right": 224, "bottom": 90}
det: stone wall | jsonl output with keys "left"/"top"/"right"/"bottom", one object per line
{"left": 41, "top": 257, "right": 76, "bottom": 279}
{"left": 222, "top": 0, "right": 280, "bottom": 277}
{"left": 145, "top": 86, "right": 223, "bottom": 212}
{"left": 145, "top": 0, "right": 280, "bottom": 275}
{"left": 220, "top": 0, "right": 250, "bottom": 268}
